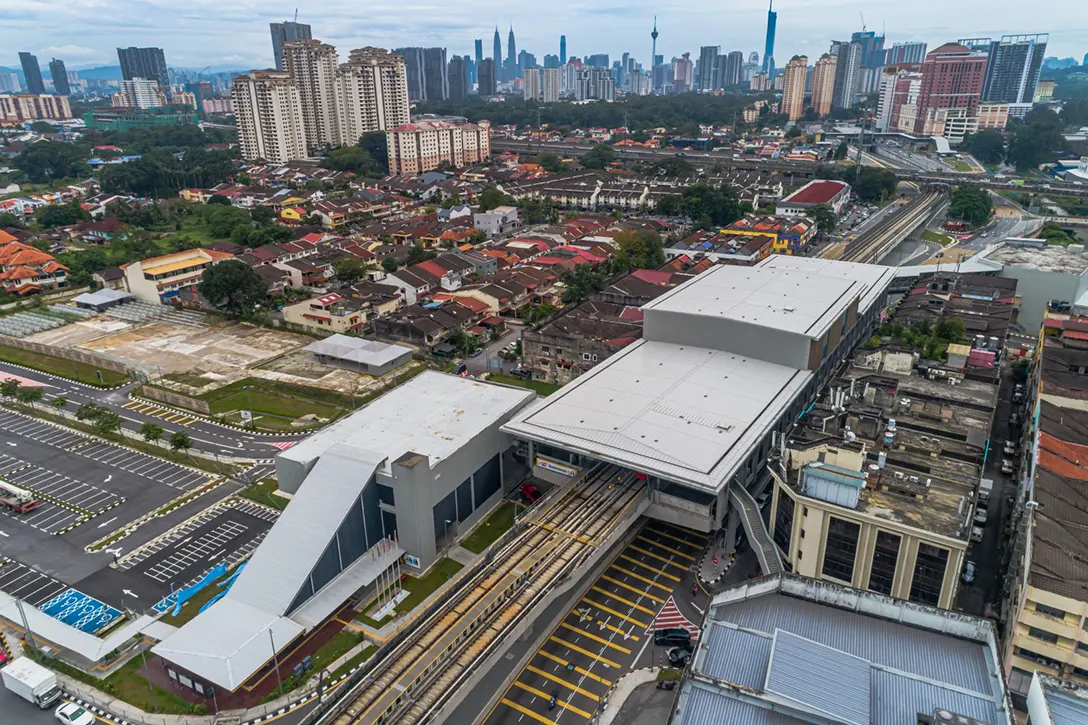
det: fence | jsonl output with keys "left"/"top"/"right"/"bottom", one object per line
{"left": 141, "top": 386, "right": 212, "bottom": 415}
{"left": 0, "top": 334, "right": 131, "bottom": 375}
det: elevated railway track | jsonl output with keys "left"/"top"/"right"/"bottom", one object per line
{"left": 836, "top": 191, "right": 944, "bottom": 264}
{"left": 311, "top": 464, "right": 645, "bottom": 725}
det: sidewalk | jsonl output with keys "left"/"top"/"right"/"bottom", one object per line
{"left": 596, "top": 668, "right": 663, "bottom": 725}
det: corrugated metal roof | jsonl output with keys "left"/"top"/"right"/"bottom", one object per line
{"left": 1046, "top": 686, "right": 1088, "bottom": 725}
{"left": 871, "top": 669, "right": 1000, "bottom": 725}
{"left": 720, "top": 594, "right": 992, "bottom": 693}
{"left": 701, "top": 623, "right": 770, "bottom": 687}
{"left": 676, "top": 684, "right": 805, "bottom": 725}
{"left": 231, "top": 444, "right": 383, "bottom": 616}
{"left": 765, "top": 630, "right": 870, "bottom": 725}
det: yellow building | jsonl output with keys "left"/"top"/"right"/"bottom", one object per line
{"left": 122, "top": 248, "right": 234, "bottom": 303}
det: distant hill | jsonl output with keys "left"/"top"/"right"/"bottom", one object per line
{"left": 72, "top": 65, "right": 123, "bottom": 81}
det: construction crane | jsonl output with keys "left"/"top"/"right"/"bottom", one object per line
{"left": 859, "top": 11, "right": 866, "bottom": 32}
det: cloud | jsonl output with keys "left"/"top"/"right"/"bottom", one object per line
{"left": 2, "top": 1, "right": 1084, "bottom": 70}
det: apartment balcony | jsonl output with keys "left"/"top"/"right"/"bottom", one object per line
{"left": 1019, "top": 606, "right": 1080, "bottom": 641}
{"left": 1013, "top": 631, "right": 1074, "bottom": 665}
{"left": 1011, "top": 651, "right": 1062, "bottom": 677}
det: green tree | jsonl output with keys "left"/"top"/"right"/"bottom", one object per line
{"left": 560, "top": 263, "right": 612, "bottom": 304}
{"left": 0, "top": 212, "right": 26, "bottom": 229}
{"left": 1061, "top": 98, "right": 1088, "bottom": 128}
{"left": 961, "top": 129, "right": 1005, "bottom": 165}
{"left": 381, "top": 257, "right": 399, "bottom": 273}
{"left": 358, "top": 132, "right": 389, "bottom": 175}
{"left": 93, "top": 411, "right": 123, "bottom": 436}
{"left": 334, "top": 256, "right": 372, "bottom": 283}
{"left": 15, "top": 386, "right": 44, "bottom": 409}
{"left": 29, "top": 121, "right": 56, "bottom": 134}
{"left": 1006, "top": 107, "right": 1067, "bottom": 169}
{"left": 649, "top": 157, "right": 697, "bottom": 177}
{"left": 807, "top": 204, "right": 837, "bottom": 237}
{"left": 76, "top": 402, "right": 102, "bottom": 421}
{"left": 207, "top": 194, "right": 232, "bottom": 206}
{"left": 478, "top": 186, "right": 512, "bottom": 212}
{"left": 198, "top": 259, "right": 269, "bottom": 317}
{"left": 170, "top": 431, "right": 192, "bottom": 452}
{"left": 203, "top": 204, "right": 251, "bottom": 238}
{"left": 51, "top": 394, "right": 68, "bottom": 410}
{"left": 535, "top": 152, "right": 566, "bottom": 172}
{"left": 250, "top": 206, "right": 276, "bottom": 226}
{"left": 37, "top": 201, "right": 89, "bottom": 228}
{"left": 448, "top": 328, "right": 473, "bottom": 355}
{"left": 141, "top": 423, "right": 164, "bottom": 446}
{"left": 323, "top": 145, "right": 386, "bottom": 177}
{"left": 13, "top": 141, "right": 90, "bottom": 183}
{"left": 676, "top": 183, "right": 748, "bottom": 227}
{"left": 0, "top": 378, "right": 21, "bottom": 398}
{"left": 613, "top": 230, "right": 665, "bottom": 271}
{"left": 580, "top": 144, "right": 617, "bottom": 169}
{"left": 949, "top": 187, "right": 993, "bottom": 226}
{"left": 406, "top": 244, "right": 438, "bottom": 266}
{"left": 935, "top": 316, "right": 967, "bottom": 343}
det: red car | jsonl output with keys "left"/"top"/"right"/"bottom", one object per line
{"left": 519, "top": 482, "right": 541, "bottom": 504}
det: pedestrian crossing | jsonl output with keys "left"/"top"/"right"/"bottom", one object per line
{"left": 121, "top": 400, "right": 199, "bottom": 426}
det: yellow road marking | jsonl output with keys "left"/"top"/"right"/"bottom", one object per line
{"left": 579, "top": 597, "right": 650, "bottom": 628}
{"left": 610, "top": 564, "right": 673, "bottom": 591}
{"left": 501, "top": 697, "right": 570, "bottom": 724}
{"left": 548, "top": 636, "right": 621, "bottom": 669}
{"left": 640, "top": 531, "right": 701, "bottom": 557}
{"left": 559, "top": 622, "right": 632, "bottom": 654}
{"left": 619, "top": 554, "right": 681, "bottom": 582}
{"left": 121, "top": 401, "right": 139, "bottom": 409}
{"left": 164, "top": 413, "right": 185, "bottom": 423}
{"left": 512, "top": 682, "right": 592, "bottom": 719}
{"left": 635, "top": 533, "right": 696, "bottom": 561}
{"left": 628, "top": 544, "right": 688, "bottom": 570}
{"left": 589, "top": 586, "right": 656, "bottom": 616}
{"left": 182, "top": 418, "right": 196, "bottom": 426}
{"left": 644, "top": 522, "right": 705, "bottom": 544}
{"left": 599, "top": 575, "right": 664, "bottom": 603}
{"left": 134, "top": 404, "right": 155, "bottom": 413}
{"left": 536, "top": 651, "right": 612, "bottom": 686}
{"left": 153, "top": 409, "right": 173, "bottom": 419}
{"left": 525, "top": 664, "right": 601, "bottom": 701}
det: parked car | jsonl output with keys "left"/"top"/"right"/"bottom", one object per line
{"left": 970, "top": 526, "right": 984, "bottom": 543}
{"left": 509, "top": 368, "right": 530, "bottom": 379}
{"left": 1001, "top": 460, "right": 1015, "bottom": 475}
{"left": 469, "top": 348, "right": 483, "bottom": 357}
{"left": 519, "top": 481, "right": 541, "bottom": 504}
{"left": 974, "top": 508, "right": 988, "bottom": 525}
{"left": 654, "top": 628, "right": 692, "bottom": 647}
{"left": 668, "top": 647, "right": 692, "bottom": 667}
{"left": 962, "top": 561, "right": 977, "bottom": 584}
{"left": 1004, "top": 441, "right": 1017, "bottom": 456}
{"left": 54, "top": 704, "right": 94, "bottom": 725}
{"left": 657, "top": 680, "right": 677, "bottom": 691}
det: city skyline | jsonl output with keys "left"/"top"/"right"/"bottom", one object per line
{"left": 3, "top": 1, "right": 1084, "bottom": 72}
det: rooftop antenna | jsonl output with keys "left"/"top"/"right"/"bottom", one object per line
{"left": 294, "top": 8, "right": 298, "bottom": 23}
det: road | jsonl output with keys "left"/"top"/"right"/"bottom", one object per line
{"left": 0, "top": 360, "right": 305, "bottom": 460}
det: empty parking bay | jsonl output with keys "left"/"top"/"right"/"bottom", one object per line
{"left": 0, "top": 559, "right": 68, "bottom": 606}
{"left": 72, "top": 442, "right": 209, "bottom": 490}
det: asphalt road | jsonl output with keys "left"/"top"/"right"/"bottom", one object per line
{"left": 0, "top": 360, "right": 307, "bottom": 460}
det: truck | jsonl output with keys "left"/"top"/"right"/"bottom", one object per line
{"left": 0, "top": 480, "right": 39, "bottom": 514}
{"left": 1, "top": 657, "right": 62, "bottom": 708}
{"left": 978, "top": 478, "right": 994, "bottom": 507}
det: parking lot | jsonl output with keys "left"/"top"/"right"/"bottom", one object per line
{"left": 114, "top": 500, "right": 279, "bottom": 603}
{"left": 483, "top": 521, "right": 707, "bottom": 725}
{"left": 0, "top": 559, "right": 122, "bottom": 634}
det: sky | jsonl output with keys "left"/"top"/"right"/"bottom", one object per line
{"left": 1, "top": 0, "right": 1085, "bottom": 71}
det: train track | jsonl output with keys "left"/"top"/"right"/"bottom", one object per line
{"left": 840, "top": 192, "right": 942, "bottom": 264}
{"left": 318, "top": 465, "right": 645, "bottom": 725}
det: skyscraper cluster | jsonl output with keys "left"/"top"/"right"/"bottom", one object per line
{"left": 233, "top": 39, "right": 410, "bottom": 163}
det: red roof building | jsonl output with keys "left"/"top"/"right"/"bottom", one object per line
{"left": 0, "top": 241, "right": 68, "bottom": 295}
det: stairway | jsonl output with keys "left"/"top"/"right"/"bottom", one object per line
{"left": 730, "top": 485, "right": 782, "bottom": 576}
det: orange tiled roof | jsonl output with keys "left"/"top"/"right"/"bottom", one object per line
{"left": 0, "top": 241, "right": 55, "bottom": 268}
{"left": 0, "top": 230, "right": 18, "bottom": 244}
{"left": 1038, "top": 432, "right": 1088, "bottom": 481}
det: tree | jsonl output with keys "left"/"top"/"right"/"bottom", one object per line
{"left": 784, "top": 125, "right": 803, "bottom": 139}
{"left": 406, "top": 244, "right": 438, "bottom": 266}
{"left": 535, "top": 152, "right": 566, "bottom": 172}
{"left": 141, "top": 423, "right": 164, "bottom": 446}
{"left": 649, "top": 157, "right": 697, "bottom": 177}
{"left": 15, "top": 387, "right": 44, "bottom": 409}
{"left": 0, "top": 378, "right": 21, "bottom": 399}
{"left": 0, "top": 212, "right": 26, "bottom": 229}
{"left": 29, "top": 121, "right": 56, "bottom": 134}
{"left": 51, "top": 394, "right": 68, "bottom": 410}
{"left": 207, "top": 194, "right": 232, "bottom": 206}
{"left": 203, "top": 204, "right": 251, "bottom": 238}
{"left": 935, "top": 316, "right": 967, "bottom": 343}
{"left": 198, "top": 259, "right": 269, "bottom": 317}
{"left": 37, "top": 201, "right": 89, "bottom": 228}
{"left": 580, "top": 144, "right": 616, "bottom": 169}
{"left": 675, "top": 183, "right": 748, "bottom": 227}
{"left": 478, "top": 186, "right": 512, "bottom": 212}
{"left": 94, "top": 411, "right": 123, "bottom": 436}
{"left": 560, "top": 263, "right": 612, "bottom": 304}
{"left": 522, "top": 303, "right": 558, "bottom": 324}
{"left": 334, "top": 257, "right": 372, "bottom": 283}
{"left": 76, "top": 402, "right": 102, "bottom": 421}
{"left": 250, "top": 206, "right": 277, "bottom": 226}
{"left": 381, "top": 257, "right": 399, "bottom": 273}
{"left": 1006, "top": 108, "right": 1067, "bottom": 169}
{"left": 170, "top": 432, "right": 192, "bottom": 452}
{"left": 961, "top": 129, "right": 1005, "bottom": 165}
{"left": 13, "top": 141, "right": 90, "bottom": 183}
{"left": 808, "top": 204, "right": 837, "bottom": 237}
{"left": 358, "top": 132, "right": 389, "bottom": 175}
{"left": 949, "top": 187, "right": 993, "bottom": 226}
{"left": 323, "top": 145, "right": 385, "bottom": 177}
{"left": 613, "top": 230, "right": 665, "bottom": 271}
{"left": 1061, "top": 98, "right": 1088, "bottom": 128}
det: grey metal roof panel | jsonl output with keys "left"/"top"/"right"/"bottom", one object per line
{"left": 719, "top": 593, "right": 992, "bottom": 694}
{"left": 230, "top": 444, "right": 384, "bottom": 616}
{"left": 1046, "top": 687, "right": 1088, "bottom": 725}
{"left": 700, "top": 623, "right": 770, "bottom": 688}
{"left": 674, "top": 683, "right": 806, "bottom": 725}
{"left": 764, "top": 630, "right": 870, "bottom": 725}
{"left": 870, "top": 668, "right": 1001, "bottom": 725}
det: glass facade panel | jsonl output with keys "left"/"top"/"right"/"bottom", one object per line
{"left": 821, "top": 516, "right": 859, "bottom": 583}
{"left": 377, "top": 483, "right": 395, "bottom": 506}
{"left": 310, "top": 537, "right": 341, "bottom": 595}
{"left": 909, "top": 543, "right": 948, "bottom": 606}
{"left": 456, "top": 479, "right": 473, "bottom": 523}
{"left": 472, "top": 454, "right": 501, "bottom": 506}
{"left": 433, "top": 490, "right": 457, "bottom": 541}
{"left": 773, "top": 491, "right": 794, "bottom": 554}
{"left": 867, "top": 530, "right": 900, "bottom": 596}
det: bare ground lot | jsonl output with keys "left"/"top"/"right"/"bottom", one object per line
{"left": 28, "top": 318, "right": 305, "bottom": 378}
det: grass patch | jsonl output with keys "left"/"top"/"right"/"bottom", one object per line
{"left": 0, "top": 344, "right": 130, "bottom": 387}
{"left": 240, "top": 477, "right": 289, "bottom": 511}
{"left": 208, "top": 388, "right": 342, "bottom": 420}
{"left": 657, "top": 668, "right": 683, "bottom": 681}
{"left": 488, "top": 374, "right": 560, "bottom": 396}
{"left": 950, "top": 160, "right": 973, "bottom": 173}
{"left": 922, "top": 229, "right": 955, "bottom": 247}
{"left": 26, "top": 648, "right": 206, "bottom": 715}
{"left": 159, "top": 572, "right": 232, "bottom": 627}
{"left": 328, "top": 644, "right": 377, "bottom": 682}
{"left": 460, "top": 501, "right": 519, "bottom": 554}
{"left": 355, "top": 558, "right": 464, "bottom": 628}
{"left": 263, "top": 631, "right": 365, "bottom": 701}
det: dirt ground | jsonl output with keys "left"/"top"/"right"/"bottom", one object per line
{"left": 254, "top": 354, "right": 425, "bottom": 395}
{"left": 28, "top": 318, "right": 306, "bottom": 376}
{"left": 922, "top": 246, "right": 976, "bottom": 265}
